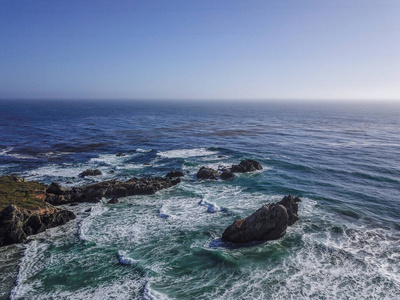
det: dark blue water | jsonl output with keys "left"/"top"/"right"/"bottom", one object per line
{"left": 1, "top": 100, "right": 399, "bottom": 299}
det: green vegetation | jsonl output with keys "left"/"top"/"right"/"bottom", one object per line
{"left": 0, "top": 175, "right": 48, "bottom": 211}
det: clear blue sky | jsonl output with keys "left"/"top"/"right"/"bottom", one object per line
{"left": 1, "top": 0, "right": 399, "bottom": 101}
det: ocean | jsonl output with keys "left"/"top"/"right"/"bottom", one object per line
{"left": 0, "top": 99, "right": 399, "bottom": 299}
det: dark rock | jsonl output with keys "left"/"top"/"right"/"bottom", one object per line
{"left": 196, "top": 167, "right": 218, "bottom": 180}
{"left": 69, "top": 202, "right": 79, "bottom": 206}
{"left": 107, "top": 197, "right": 119, "bottom": 204}
{"left": 278, "top": 195, "right": 301, "bottom": 226}
{"left": 46, "top": 177, "right": 181, "bottom": 205}
{"left": 230, "top": 159, "right": 263, "bottom": 173}
{"left": 79, "top": 169, "right": 102, "bottom": 178}
{"left": 166, "top": 170, "right": 185, "bottom": 178}
{"left": 220, "top": 172, "right": 235, "bottom": 180}
{"left": 46, "top": 182, "right": 65, "bottom": 195}
{"left": 0, "top": 204, "right": 75, "bottom": 247}
{"left": 144, "top": 163, "right": 151, "bottom": 166}
{"left": 171, "top": 178, "right": 181, "bottom": 185}
{"left": 116, "top": 153, "right": 126, "bottom": 157}
{"left": 217, "top": 155, "right": 225, "bottom": 158}
{"left": 221, "top": 195, "right": 300, "bottom": 244}
{"left": 109, "top": 170, "right": 115, "bottom": 174}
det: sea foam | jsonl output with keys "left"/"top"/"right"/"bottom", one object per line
{"left": 117, "top": 250, "right": 136, "bottom": 265}
{"left": 198, "top": 199, "right": 223, "bottom": 213}
{"left": 157, "top": 148, "right": 217, "bottom": 159}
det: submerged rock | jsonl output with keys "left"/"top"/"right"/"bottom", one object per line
{"left": 196, "top": 167, "right": 218, "bottom": 180}
{"left": 221, "top": 195, "right": 301, "bottom": 243}
{"left": 116, "top": 153, "right": 126, "bottom": 157}
{"left": 79, "top": 169, "right": 102, "bottom": 178}
{"left": 166, "top": 170, "right": 185, "bottom": 178}
{"left": 230, "top": 159, "right": 263, "bottom": 173}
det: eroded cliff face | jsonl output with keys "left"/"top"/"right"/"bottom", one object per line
{"left": 0, "top": 175, "right": 76, "bottom": 247}
{"left": 0, "top": 203, "right": 75, "bottom": 247}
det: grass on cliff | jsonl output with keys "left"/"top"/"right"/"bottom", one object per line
{"left": 0, "top": 175, "right": 48, "bottom": 211}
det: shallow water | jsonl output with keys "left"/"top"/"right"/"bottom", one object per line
{"left": 0, "top": 100, "right": 399, "bottom": 299}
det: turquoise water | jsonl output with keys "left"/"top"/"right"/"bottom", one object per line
{"left": 0, "top": 100, "right": 399, "bottom": 299}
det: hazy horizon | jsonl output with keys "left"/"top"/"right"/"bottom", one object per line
{"left": 1, "top": 1, "right": 399, "bottom": 102}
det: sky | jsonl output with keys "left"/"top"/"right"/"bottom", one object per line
{"left": 0, "top": 0, "right": 399, "bottom": 101}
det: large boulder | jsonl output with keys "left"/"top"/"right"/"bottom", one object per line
{"left": 196, "top": 167, "right": 218, "bottom": 180}
{"left": 230, "top": 159, "right": 263, "bottom": 173}
{"left": 79, "top": 169, "right": 102, "bottom": 178}
{"left": 222, "top": 195, "right": 301, "bottom": 243}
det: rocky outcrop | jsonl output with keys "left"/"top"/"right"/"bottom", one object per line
{"left": 0, "top": 204, "right": 75, "bottom": 247}
{"left": 166, "top": 170, "right": 185, "bottom": 178}
{"left": 46, "top": 177, "right": 181, "bottom": 205}
{"left": 196, "top": 167, "right": 218, "bottom": 180}
{"left": 196, "top": 160, "right": 262, "bottom": 181}
{"left": 79, "top": 169, "right": 102, "bottom": 178}
{"left": 222, "top": 195, "right": 301, "bottom": 243}
{"left": 46, "top": 182, "right": 65, "bottom": 195}
{"left": 220, "top": 171, "right": 235, "bottom": 180}
{"left": 230, "top": 159, "right": 263, "bottom": 173}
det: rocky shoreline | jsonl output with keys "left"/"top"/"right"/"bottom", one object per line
{"left": 0, "top": 159, "right": 301, "bottom": 247}
{"left": 0, "top": 174, "right": 181, "bottom": 247}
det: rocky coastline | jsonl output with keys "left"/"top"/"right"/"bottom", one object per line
{"left": 0, "top": 159, "right": 301, "bottom": 248}
{"left": 0, "top": 174, "right": 181, "bottom": 247}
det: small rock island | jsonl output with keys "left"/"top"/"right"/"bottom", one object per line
{"left": 222, "top": 195, "right": 301, "bottom": 243}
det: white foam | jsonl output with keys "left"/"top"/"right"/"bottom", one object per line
{"left": 0, "top": 147, "right": 13, "bottom": 156}
{"left": 117, "top": 250, "right": 137, "bottom": 265}
{"left": 25, "top": 164, "right": 89, "bottom": 180}
{"left": 41, "top": 151, "right": 74, "bottom": 158}
{"left": 0, "top": 147, "right": 36, "bottom": 159}
{"left": 157, "top": 148, "right": 217, "bottom": 159}
{"left": 10, "top": 241, "right": 49, "bottom": 300}
{"left": 77, "top": 204, "right": 108, "bottom": 242}
{"left": 88, "top": 153, "right": 132, "bottom": 165}
{"left": 142, "top": 282, "right": 171, "bottom": 300}
{"left": 199, "top": 199, "right": 223, "bottom": 213}
{"left": 158, "top": 206, "right": 170, "bottom": 219}
{"left": 136, "top": 148, "right": 152, "bottom": 153}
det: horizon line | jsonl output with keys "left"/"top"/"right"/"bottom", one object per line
{"left": 1, "top": 97, "right": 400, "bottom": 103}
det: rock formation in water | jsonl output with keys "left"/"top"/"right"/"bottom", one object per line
{"left": 46, "top": 177, "right": 181, "bottom": 205}
{"left": 166, "top": 170, "right": 185, "bottom": 178}
{"left": 79, "top": 169, "right": 102, "bottom": 178}
{"left": 230, "top": 159, "right": 263, "bottom": 173}
{"left": 0, "top": 175, "right": 75, "bottom": 247}
{"left": 196, "top": 167, "right": 219, "bottom": 180}
{"left": 222, "top": 195, "right": 301, "bottom": 243}
{"left": 196, "top": 159, "right": 262, "bottom": 180}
